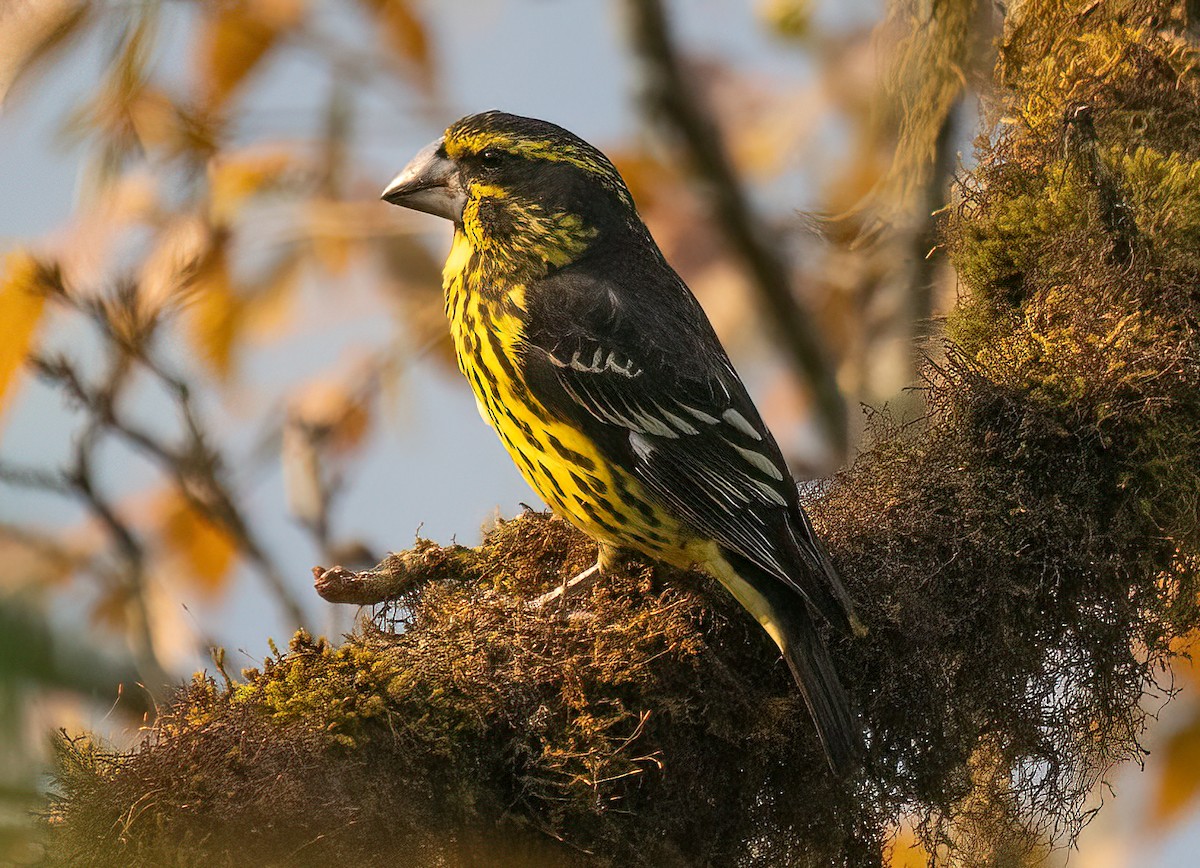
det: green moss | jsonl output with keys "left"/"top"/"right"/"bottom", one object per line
{"left": 1119, "top": 145, "right": 1200, "bottom": 274}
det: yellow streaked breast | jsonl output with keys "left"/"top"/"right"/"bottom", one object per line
{"left": 442, "top": 231, "right": 693, "bottom": 562}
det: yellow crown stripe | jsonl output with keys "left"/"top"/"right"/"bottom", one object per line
{"left": 445, "top": 131, "right": 618, "bottom": 183}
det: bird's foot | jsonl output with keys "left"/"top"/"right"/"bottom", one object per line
{"left": 530, "top": 561, "right": 603, "bottom": 609}
{"left": 528, "top": 543, "right": 636, "bottom": 610}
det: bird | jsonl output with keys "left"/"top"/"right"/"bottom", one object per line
{"left": 381, "top": 110, "right": 863, "bottom": 775}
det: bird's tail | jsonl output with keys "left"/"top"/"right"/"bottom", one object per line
{"left": 711, "top": 552, "right": 861, "bottom": 776}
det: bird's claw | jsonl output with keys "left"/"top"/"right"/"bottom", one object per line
{"left": 529, "top": 562, "right": 603, "bottom": 610}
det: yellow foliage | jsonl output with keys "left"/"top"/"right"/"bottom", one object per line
{"left": 158, "top": 489, "right": 239, "bottom": 596}
{"left": 184, "top": 245, "right": 243, "bottom": 381}
{"left": 0, "top": 535, "right": 75, "bottom": 591}
{"left": 1154, "top": 708, "right": 1200, "bottom": 828}
{"left": 88, "top": 583, "right": 134, "bottom": 632}
{"left": 289, "top": 379, "right": 371, "bottom": 455}
{"left": 208, "top": 148, "right": 297, "bottom": 224}
{"left": 138, "top": 215, "right": 215, "bottom": 316}
{"left": 0, "top": 251, "right": 49, "bottom": 426}
{"left": 887, "top": 828, "right": 930, "bottom": 868}
{"left": 305, "top": 199, "right": 355, "bottom": 274}
{"left": 0, "top": 0, "right": 89, "bottom": 106}
{"left": 193, "top": 0, "right": 305, "bottom": 110}
{"left": 125, "top": 86, "right": 185, "bottom": 152}
{"left": 241, "top": 251, "right": 303, "bottom": 339}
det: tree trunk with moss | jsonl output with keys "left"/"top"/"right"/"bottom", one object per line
{"left": 42, "top": 2, "right": 1200, "bottom": 866}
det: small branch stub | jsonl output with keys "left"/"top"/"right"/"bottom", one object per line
{"left": 313, "top": 540, "right": 477, "bottom": 605}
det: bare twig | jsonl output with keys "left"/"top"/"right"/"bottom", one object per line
{"left": 620, "top": 0, "right": 847, "bottom": 458}
{"left": 139, "top": 358, "right": 310, "bottom": 629}
{"left": 11, "top": 342, "right": 173, "bottom": 703}
{"left": 68, "top": 427, "right": 170, "bottom": 705}
{"left": 36, "top": 348, "right": 310, "bottom": 630}
{"left": 0, "top": 461, "right": 71, "bottom": 494}
{"left": 908, "top": 100, "right": 960, "bottom": 346}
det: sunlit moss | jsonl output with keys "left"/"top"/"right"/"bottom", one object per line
{"left": 1119, "top": 145, "right": 1200, "bottom": 273}
{"left": 47, "top": 517, "right": 853, "bottom": 867}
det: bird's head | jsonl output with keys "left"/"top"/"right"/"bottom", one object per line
{"left": 382, "top": 111, "right": 637, "bottom": 274}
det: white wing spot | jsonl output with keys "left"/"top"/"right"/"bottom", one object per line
{"left": 552, "top": 347, "right": 642, "bottom": 378}
{"left": 655, "top": 403, "right": 699, "bottom": 435}
{"left": 750, "top": 478, "right": 788, "bottom": 507}
{"left": 630, "top": 431, "right": 655, "bottom": 460}
{"left": 722, "top": 408, "right": 762, "bottom": 440}
{"left": 603, "top": 351, "right": 640, "bottom": 377}
{"left": 732, "top": 443, "right": 784, "bottom": 481}
{"left": 680, "top": 404, "right": 720, "bottom": 425}
{"left": 630, "top": 409, "right": 678, "bottom": 438}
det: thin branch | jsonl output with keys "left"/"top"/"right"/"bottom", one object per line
{"left": 1, "top": 363, "right": 166, "bottom": 705}
{"left": 68, "top": 429, "right": 169, "bottom": 702}
{"left": 313, "top": 541, "right": 479, "bottom": 606}
{"left": 37, "top": 349, "right": 310, "bottom": 631}
{"left": 620, "top": 0, "right": 847, "bottom": 458}
{"left": 908, "top": 99, "right": 960, "bottom": 346}
{"left": 141, "top": 359, "right": 310, "bottom": 629}
{"left": 0, "top": 461, "right": 71, "bottom": 494}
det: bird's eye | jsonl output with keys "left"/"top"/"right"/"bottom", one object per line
{"left": 479, "top": 148, "right": 505, "bottom": 169}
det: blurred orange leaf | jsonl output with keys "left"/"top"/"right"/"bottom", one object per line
{"left": 193, "top": 0, "right": 305, "bottom": 110}
{"left": 886, "top": 828, "right": 930, "bottom": 868}
{"left": 0, "top": 0, "right": 90, "bottom": 106}
{"left": 208, "top": 148, "right": 298, "bottom": 224}
{"left": 243, "top": 249, "right": 304, "bottom": 338}
{"left": 73, "top": 11, "right": 156, "bottom": 157}
{"left": 306, "top": 199, "right": 356, "bottom": 275}
{"left": 90, "top": 583, "right": 134, "bottom": 632}
{"left": 158, "top": 489, "right": 239, "bottom": 596}
{"left": 0, "top": 251, "right": 50, "bottom": 424}
{"left": 126, "top": 86, "right": 188, "bottom": 153}
{"left": 609, "top": 148, "right": 676, "bottom": 213}
{"left": 183, "top": 234, "right": 304, "bottom": 372}
{"left": 357, "top": 0, "right": 434, "bottom": 89}
{"left": 376, "top": 234, "right": 451, "bottom": 363}
{"left": 185, "top": 244, "right": 244, "bottom": 381}
{"left": 0, "top": 533, "right": 78, "bottom": 592}
{"left": 139, "top": 215, "right": 215, "bottom": 316}
{"left": 1153, "top": 707, "right": 1200, "bottom": 828}
{"left": 1170, "top": 627, "right": 1200, "bottom": 691}
{"left": 290, "top": 379, "right": 372, "bottom": 455}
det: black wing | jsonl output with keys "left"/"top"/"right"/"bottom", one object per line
{"left": 522, "top": 261, "right": 854, "bottom": 633}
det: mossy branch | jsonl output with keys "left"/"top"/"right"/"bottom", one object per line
{"left": 313, "top": 540, "right": 480, "bottom": 605}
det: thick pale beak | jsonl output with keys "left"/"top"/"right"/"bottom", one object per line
{"left": 380, "top": 138, "right": 464, "bottom": 221}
